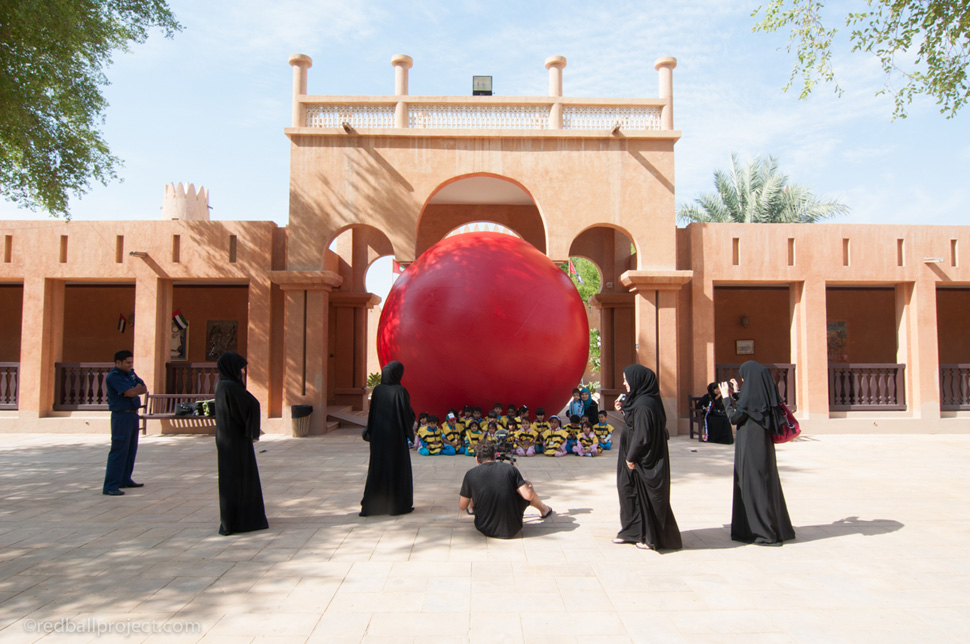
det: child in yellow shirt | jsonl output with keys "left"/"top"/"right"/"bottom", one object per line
{"left": 515, "top": 417, "right": 539, "bottom": 457}
{"left": 593, "top": 410, "right": 614, "bottom": 450}
{"left": 542, "top": 415, "right": 568, "bottom": 457}
{"left": 464, "top": 420, "right": 484, "bottom": 457}
{"left": 574, "top": 420, "right": 600, "bottom": 457}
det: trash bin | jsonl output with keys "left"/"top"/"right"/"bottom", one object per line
{"left": 291, "top": 405, "right": 313, "bottom": 437}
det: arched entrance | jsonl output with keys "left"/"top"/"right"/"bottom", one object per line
{"left": 572, "top": 225, "right": 638, "bottom": 410}
{"left": 326, "top": 225, "right": 394, "bottom": 411}
{"left": 416, "top": 174, "right": 546, "bottom": 257}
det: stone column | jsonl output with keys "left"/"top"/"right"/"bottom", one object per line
{"left": 654, "top": 57, "right": 677, "bottom": 130}
{"left": 246, "top": 276, "right": 273, "bottom": 421}
{"left": 288, "top": 54, "right": 312, "bottom": 128}
{"left": 897, "top": 279, "right": 940, "bottom": 419}
{"left": 273, "top": 270, "right": 343, "bottom": 435}
{"left": 545, "top": 56, "right": 566, "bottom": 129}
{"left": 18, "top": 277, "right": 64, "bottom": 419}
{"left": 132, "top": 274, "right": 172, "bottom": 403}
{"left": 620, "top": 270, "right": 692, "bottom": 433}
{"left": 589, "top": 293, "right": 636, "bottom": 412}
{"left": 392, "top": 54, "right": 413, "bottom": 129}
{"left": 790, "top": 279, "right": 829, "bottom": 419}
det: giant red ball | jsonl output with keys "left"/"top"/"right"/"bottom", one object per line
{"left": 376, "top": 232, "right": 589, "bottom": 419}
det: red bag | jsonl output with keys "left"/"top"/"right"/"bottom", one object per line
{"left": 773, "top": 403, "right": 801, "bottom": 444}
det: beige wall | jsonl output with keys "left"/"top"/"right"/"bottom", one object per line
{"left": 286, "top": 135, "right": 678, "bottom": 269}
{"left": 0, "top": 220, "right": 283, "bottom": 433}
{"left": 683, "top": 222, "right": 970, "bottom": 433}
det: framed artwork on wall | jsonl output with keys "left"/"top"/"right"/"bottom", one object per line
{"left": 170, "top": 321, "right": 188, "bottom": 361}
{"left": 736, "top": 339, "right": 755, "bottom": 355}
{"left": 206, "top": 320, "right": 238, "bottom": 360}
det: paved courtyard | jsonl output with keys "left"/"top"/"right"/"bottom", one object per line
{"left": 0, "top": 427, "right": 967, "bottom": 643}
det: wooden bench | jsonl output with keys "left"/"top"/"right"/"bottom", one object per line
{"left": 688, "top": 395, "right": 706, "bottom": 441}
{"left": 140, "top": 394, "right": 216, "bottom": 434}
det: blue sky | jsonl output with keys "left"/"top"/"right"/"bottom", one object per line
{"left": 3, "top": 0, "right": 968, "bottom": 230}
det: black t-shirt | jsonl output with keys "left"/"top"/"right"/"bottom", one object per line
{"left": 460, "top": 461, "right": 529, "bottom": 539}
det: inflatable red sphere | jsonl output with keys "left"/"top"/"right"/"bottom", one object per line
{"left": 377, "top": 232, "right": 589, "bottom": 419}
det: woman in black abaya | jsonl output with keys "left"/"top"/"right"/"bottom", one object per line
{"left": 699, "top": 382, "right": 734, "bottom": 445}
{"left": 612, "top": 365, "right": 682, "bottom": 551}
{"left": 215, "top": 352, "right": 268, "bottom": 536}
{"left": 360, "top": 361, "right": 415, "bottom": 517}
{"left": 719, "top": 360, "right": 795, "bottom": 545}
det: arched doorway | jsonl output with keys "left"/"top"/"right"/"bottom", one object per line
{"left": 416, "top": 174, "right": 546, "bottom": 257}
{"left": 326, "top": 225, "right": 394, "bottom": 411}
{"left": 570, "top": 225, "right": 638, "bottom": 410}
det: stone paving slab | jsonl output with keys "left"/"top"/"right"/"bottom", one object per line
{"left": 0, "top": 429, "right": 968, "bottom": 643}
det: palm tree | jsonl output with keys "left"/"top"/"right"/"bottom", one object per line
{"left": 677, "top": 153, "right": 850, "bottom": 224}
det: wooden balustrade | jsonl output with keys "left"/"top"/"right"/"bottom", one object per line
{"left": 828, "top": 363, "right": 906, "bottom": 411}
{"left": 0, "top": 362, "right": 18, "bottom": 410}
{"left": 715, "top": 363, "right": 796, "bottom": 409}
{"left": 940, "top": 364, "right": 970, "bottom": 411}
{"left": 166, "top": 362, "right": 244, "bottom": 395}
{"left": 53, "top": 362, "right": 114, "bottom": 410}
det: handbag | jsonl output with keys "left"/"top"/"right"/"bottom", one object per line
{"left": 772, "top": 403, "right": 801, "bottom": 444}
{"left": 174, "top": 402, "right": 197, "bottom": 416}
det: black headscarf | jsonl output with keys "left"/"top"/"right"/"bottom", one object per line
{"left": 707, "top": 382, "right": 720, "bottom": 399}
{"left": 381, "top": 360, "right": 404, "bottom": 386}
{"left": 622, "top": 365, "right": 664, "bottom": 422}
{"left": 217, "top": 352, "right": 247, "bottom": 385}
{"left": 736, "top": 360, "right": 783, "bottom": 430}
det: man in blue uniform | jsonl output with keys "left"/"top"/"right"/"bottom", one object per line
{"left": 102, "top": 350, "right": 148, "bottom": 496}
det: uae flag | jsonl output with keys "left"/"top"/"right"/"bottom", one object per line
{"left": 118, "top": 314, "right": 127, "bottom": 333}
{"left": 173, "top": 310, "right": 188, "bottom": 330}
{"left": 568, "top": 258, "right": 585, "bottom": 285}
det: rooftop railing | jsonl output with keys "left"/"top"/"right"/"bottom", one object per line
{"left": 288, "top": 54, "right": 678, "bottom": 133}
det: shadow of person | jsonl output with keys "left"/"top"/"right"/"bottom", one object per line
{"left": 521, "top": 509, "right": 587, "bottom": 536}
{"left": 792, "top": 516, "right": 904, "bottom": 543}
{"left": 681, "top": 516, "right": 905, "bottom": 549}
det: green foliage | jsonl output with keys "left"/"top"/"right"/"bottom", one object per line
{"left": 753, "top": 0, "right": 970, "bottom": 119}
{"left": 0, "top": 0, "right": 182, "bottom": 217}
{"left": 560, "top": 257, "right": 602, "bottom": 302}
{"left": 587, "top": 328, "right": 601, "bottom": 373}
{"left": 367, "top": 371, "right": 382, "bottom": 387}
{"left": 677, "top": 153, "right": 849, "bottom": 224}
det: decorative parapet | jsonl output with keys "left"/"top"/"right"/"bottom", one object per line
{"left": 299, "top": 97, "right": 665, "bottom": 133}
{"left": 288, "top": 53, "right": 677, "bottom": 136}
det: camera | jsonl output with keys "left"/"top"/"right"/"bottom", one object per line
{"left": 493, "top": 428, "right": 517, "bottom": 463}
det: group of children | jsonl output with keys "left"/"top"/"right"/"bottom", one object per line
{"left": 412, "top": 402, "right": 615, "bottom": 458}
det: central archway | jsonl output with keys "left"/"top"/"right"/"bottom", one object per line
{"left": 415, "top": 174, "right": 546, "bottom": 257}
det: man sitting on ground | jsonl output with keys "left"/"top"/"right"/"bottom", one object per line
{"left": 458, "top": 440, "right": 554, "bottom": 539}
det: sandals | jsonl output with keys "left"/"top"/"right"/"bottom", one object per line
{"left": 612, "top": 538, "right": 654, "bottom": 550}
{"left": 540, "top": 508, "right": 554, "bottom": 519}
